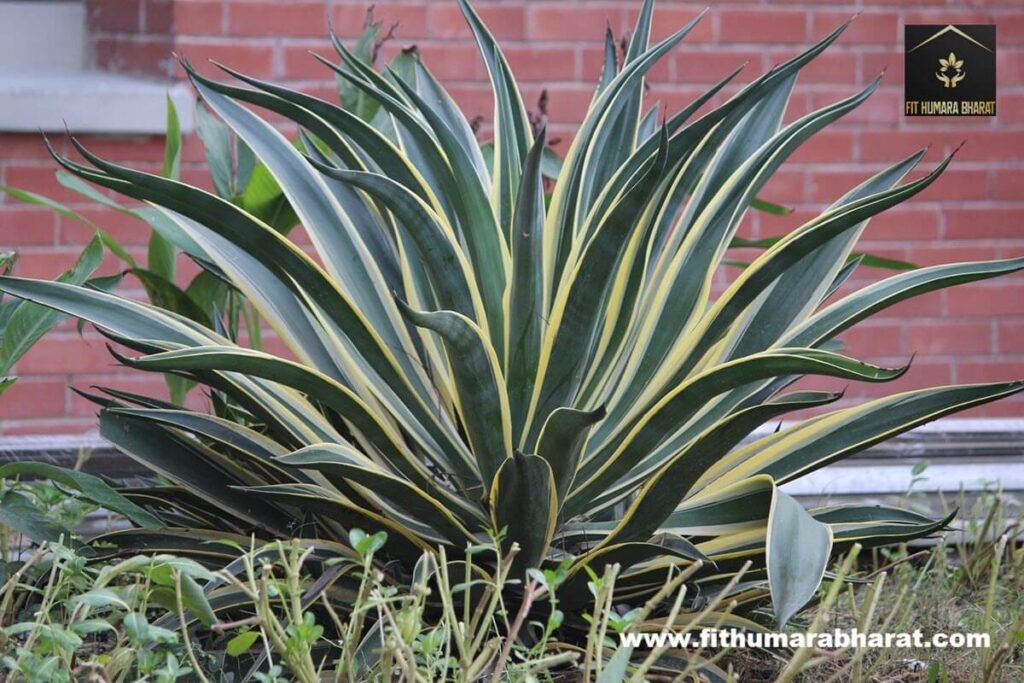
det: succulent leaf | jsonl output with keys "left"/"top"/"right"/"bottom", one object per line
{"left": 1, "top": 0, "right": 1020, "bottom": 632}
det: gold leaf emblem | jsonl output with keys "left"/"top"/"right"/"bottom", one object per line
{"left": 936, "top": 51, "right": 966, "bottom": 88}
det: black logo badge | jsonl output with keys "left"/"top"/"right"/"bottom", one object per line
{"left": 904, "top": 25, "right": 996, "bottom": 116}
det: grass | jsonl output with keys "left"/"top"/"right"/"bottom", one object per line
{"left": 0, "top": 472, "right": 1022, "bottom": 681}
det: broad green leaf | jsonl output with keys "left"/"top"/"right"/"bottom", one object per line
{"left": 396, "top": 300, "right": 511, "bottom": 489}
{"left": 227, "top": 630, "right": 260, "bottom": 657}
{"left": 600, "top": 392, "right": 839, "bottom": 546}
{"left": 187, "top": 69, "right": 423, "bottom": 382}
{"left": 597, "top": 646, "right": 634, "bottom": 683}
{"left": 535, "top": 405, "right": 606, "bottom": 509}
{"left": 569, "top": 348, "right": 907, "bottom": 516}
{"left": 767, "top": 489, "right": 832, "bottom": 628}
{"left": 490, "top": 452, "right": 557, "bottom": 574}
{"left": 0, "top": 490, "right": 80, "bottom": 549}
{"left": 149, "top": 96, "right": 182, "bottom": 283}
{"left": 456, "top": 0, "right": 532, "bottom": 230}
{"left": 316, "top": 166, "right": 483, "bottom": 326}
{"left": 162, "top": 95, "right": 182, "bottom": 181}
{"left": 276, "top": 444, "right": 475, "bottom": 544}
{"left": 178, "top": 571, "right": 217, "bottom": 627}
{"left": 506, "top": 129, "right": 548, "bottom": 441}
{"left": 0, "top": 462, "right": 163, "bottom": 529}
{"left": 242, "top": 483, "right": 430, "bottom": 562}
{"left": 100, "top": 409, "right": 294, "bottom": 534}
{"left": 71, "top": 588, "right": 129, "bottom": 610}
{"left": 196, "top": 101, "right": 234, "bottom": 198}
{"left": 713, "top": 381, "right": 1024, "bottom": 489}
{"left": 788, "top": 257, "right": 1024, "bottom": 348}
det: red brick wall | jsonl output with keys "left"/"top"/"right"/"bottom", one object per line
{"left": 1, "top": 0, "right": 1022, "bottom": 435}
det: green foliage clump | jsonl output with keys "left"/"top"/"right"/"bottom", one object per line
{"left": 0, "top": 0, "right": 1021, "bottom": 666}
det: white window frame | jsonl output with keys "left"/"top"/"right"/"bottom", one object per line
{"left": 0, "top": 1, "right": 193, "bottom": 133}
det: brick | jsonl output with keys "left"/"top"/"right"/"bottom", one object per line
{"left": 813, "top": 87, "right": 902, "bottom": 125}
{"left": 719, "top": 10, "right": 807, "bottom": 45}
{"left": 0, "top": 134, "right": 57, "bottom": 161}
{"left": 174, "top": 0, "right": 224, "bottom": 35}
{"left": 645, "top": 85, "right": 721, "bottom": 119}
{"left": 997, "top": 319, "right": 1024, "bottom": 354}
{"left": 758, "top": 208, "right": 818, "bottom": 236}
{"left": 767, "top": 49, "right": 856, "bottom": 84}
{"left": 175, "top": 39, "right": 275, "bottom": 78}
{"left": 0, "top": 379, "right": 66, "bottom": 418}
{"left": 646, "top": 6, "right": 714, "bottom": 44}
{"left": 70, "top": 135, "right": 170, "bottom": 164}
{"left": 4, "top": 0, "right": 1024, "bottom": 437}
{"left": 331, "top": 3, "right": 429, "bottom": 40}
{"left": 883, "top": 292, "right": 944, "bottom": 318}
{"left": 875, "top": 360, "right": 954, "bottom": 393}
{"left": 415, "top": 44, "right": 483, "bottom": 81}
{"left": 179, "top": 134, "right": 207, "bottom": 165}
{"left": 59, "top": 208, "right": 151, "bottom": 246}
{"left": 806, "top": 170, "right": 872, "bottom": 204}
{"left": 910, "top": 243, "right": 1000, "bottom": 267}
{"left": 145, "top": 0, "right": 175, "bottom": 33}
{"left": 956, "top": 359, "right": 1024, "bottom": 385}
{"left": 281, "top": 41, "right": 335, "bottom": 80}
{"left": 997, "top": 94, "right": 1024, "bottom": 124}
{"left": 88, "top": 0, "right": 143, "bottom": 33}
{"left": 917, "top": 169, "right": 989, "bottom": 202}
{"left": 522, "top": 85, "right": 594, "bottom": 124}
{"left": 861, "top": 49, "right": 905, "bottom": 86}
{"left": 1, "top": 207, "right": 58, "bottom": 247}
{"left": 860, "top": 131, "right": 953, "bottom": 163}
{"left": 505, "top": 46, "right": 577, "bottom": 82}
{"left": 3, "top": 165, "right": 82, "bottom": 204}
{"left": 1002, "top": 14, "right": 1024, "bottom": 44}
{"left": 957, "top": 399, "right": 1024, "bottom": 419}
{"left": 675, "top": 50, "right": 761, "bottom": 85}
{"left": 948, "top": 283, "right": 1024, "bottom": 316}
{"left": 907, "top": 321, "right": 993, "bottom": 355}
{"left": 17, "top": 336, "right": 122, "bottom": 375}
{"left": 866, "top": 208, "right": 941, "bottom": 241}
{"left": 812, "top": 12, "right": 899, "bottom": 47}
{"left": 781, "top": 92, "right": 813, "bottom": 122}
{"left": 902, "top": 10, "right": 999, "bottom": 27}
{"left": 227, "top": 2, "right": 325, "bottom": 37}
{"left": 10, "top": 248, "right": 135, "bottom": 280}
{"left": 841, "top": 322, "right": 905, "bottom": 357}
{"left": 790, "top": 134, "right": 856, "bottom": 165}
{"left": 757, "top": 170, "right": 805, "bottom": 205}
{"left": 429, "top": 3, "right": 524, "bottom": 41}
{"left": 850, "top": 243, "right": 913, "bottom": 272}
{"left": 956, "top": 132, "right": 1024, "bottom": 163}
{"left": 527, "top": 4, "right": 626, "bottom": 42}
{"left": 992, "top": 170, "right": 1024, "bottom": 201}
{"left": 946, "top": 208, "right": 1024, "bottom": 239}
{"left": 997, "top": 49, "right": 1024, "bottom": 88}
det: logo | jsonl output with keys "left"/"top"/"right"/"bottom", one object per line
{"left": 905, "top": 25, "right": 995, "bottom": 116}
{"left": 936, "top": 52, "right": 965, "bottom": 89}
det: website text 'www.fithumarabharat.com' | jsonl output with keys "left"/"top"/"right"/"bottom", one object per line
{"left": 620, "top": 628, "right": 991, "bottom": 650}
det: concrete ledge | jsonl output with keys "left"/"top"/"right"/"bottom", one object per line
{"left": 0, "top": 73, "right": 195, "bottom": 135}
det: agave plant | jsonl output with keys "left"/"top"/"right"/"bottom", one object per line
{"left": 0, "top": 10, "right": 410, "bottom": 405}
{"left": 2, "top": 0, "right": 1022, "bottom": 635}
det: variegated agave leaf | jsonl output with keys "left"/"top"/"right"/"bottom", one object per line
{"left": 2, "top": 0, "right": 1021, "bottom": 632}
